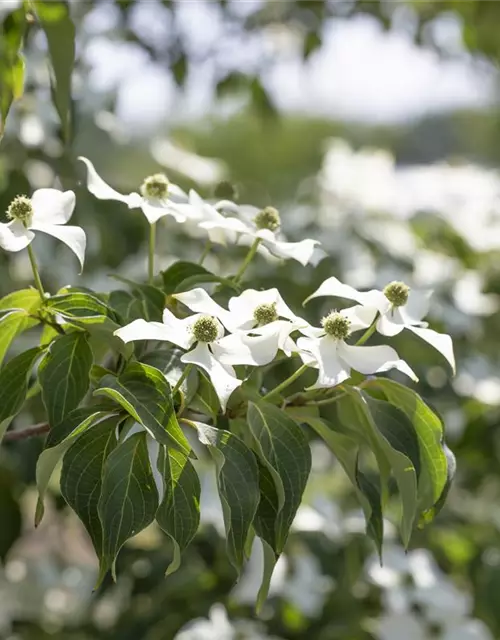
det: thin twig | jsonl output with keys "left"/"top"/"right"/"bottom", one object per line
{"left": 3, "top": 423, "right": 49, "bottom": 442}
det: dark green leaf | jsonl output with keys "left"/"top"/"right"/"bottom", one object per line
{"left": 303, "top": 30, "right": 322, "bottom": 58}
{"left": 35, "top": 408, "right": 113, "bottom": 526}
{"left": 367, "top": 379, "right": 447, "bottom": 511}
{"left": 34, "top": 1, "right": 75, "bottom": 142}
{"left": 61, "top": 415, "right": 119, "bottom": 557}
{"left": 0, "top": 467, "right": 21, "bottom": 561}
{"left": 0, "top": 347, "right": 43, "bottom": 443}
{"left": 94, "top": 362, "right": 191, "bottom": 456}
{"left": 161, "top": 261, "right": 238, "bottom": 294}
{"left": 247, "top": 401, "right": 311, "bottom": 553}
{"left": 108, "top": 276, "right": 165, "bottom": 321}
{"left": 98, "top": 432, "right": 159, "bottom": 584}
{"left": 108, "top": 290, "right": 144, "bottom": 324}
{"left": 39, "top": 332, "right": 93, "bottom": 427}
{"left": 338, "top": 389, "right": 419, "bottom": 547}
{"left": 189, "top": 371, "right": 220, "bottom": 419}
{"left": 141, "top": 348, "right": 198, "bottom": 403}
{"left": 195, "top": 421, "right": 260, "bottom": 573}
{"left": 156, "top": 446, "right": 200, "bottom": 575}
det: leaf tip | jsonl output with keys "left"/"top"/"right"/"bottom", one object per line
{"left": 34, "top": 498, "right": 44, "bottom": 527}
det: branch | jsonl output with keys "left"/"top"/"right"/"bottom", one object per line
{"left": 3, "top": 423, "right": 49, "bottom": 442}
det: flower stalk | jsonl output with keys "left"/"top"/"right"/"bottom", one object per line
{"left": 262, "top": 363, "right": 309, "bottom": 402}
{"left": 233, "top": 238, "right": 261, "bottom": 284}
{"left": 27, "top": 243, "right": 45, "bottom": 301}
{"left": 148, "top": 222, "right": 156, "bottom": 284}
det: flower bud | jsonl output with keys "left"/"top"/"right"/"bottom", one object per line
{"left": 254, "top": 206, "right": 280, "bottom": 232}
{"left": 321, "top": 311, "right": 351, "bottom": 340}
{"left": 383, "top": 281, "right": 410, "bottom": 307}
{"left": 213, "top": 180, "right": 238, "bottom": 202}
{"left": 140, "top": 173, "right": 169, "bottom": 200}
{"left": 253, "top": 302, "right": 278, "bottom": 326}
{"left": 191, "top": 315, "right": 221, "bottom": 343}
{"left": 7, "top": 195, "right": 33, "bottom": 226}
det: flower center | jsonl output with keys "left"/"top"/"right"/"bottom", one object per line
{"left": 7, "top": 195, "right": 33, "bottom": 226}
{"left": 253, "top": 302, "right": 278, "bottom": 326}
{"left": 383, "top": 281, "right": 410, "bottom": 307}
{"left": 140, "top": 173, "right": 170, "bottom": 200}
{"left": 254, "top": 206, "right": 281, "bottom": 232}
{"left": 321, "top": 311, "right": 351, "bottom": 340}
{"left": 192, "top": 315, "right": 220, "bottom": 343}
{"left": 213, "top": 180, "right": 238, "bottom": 201}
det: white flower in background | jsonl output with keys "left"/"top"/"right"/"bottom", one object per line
{"left": 297, "top": 307, "right": 417, "bottom": 389}
{"left": 174, "top": 287, "right": 305, "bottom": 364}
{"left": 0, "top": 189, "right": 86, "bottom": 270}
{"left": 305, "top": 276, "right": 455, "bottom": 373}
{"left": 78, "top": 156, "right": 189, "bottom": 225}
{"left": 114, "top": 296, "right": 268, "bottom": 410}
{"left": 197, "top": 199, "right": 322, "bottom": 266}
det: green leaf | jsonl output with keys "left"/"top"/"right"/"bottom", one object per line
{"left": 0, "top": 310, "right": 38, "bottom": 367}
{"left": 257, "top": 539, "right": 278, "bottom": 614}
{"left": 299, "top": 415, "right": 383, "bottom": 556}
{"left": 161, "top": 261, "right": 238, "bottom": 294}
{"left": 108, "top": 276, "right": 165, "bottom": 321}
{"left": 190, "top": 372, "right": 220, "bottom": 420}
{"left": 420, "top": 444, "right": 456, "bottom": 526}
{"left": 247, "top": 401, "right": 311, "bottom": 553}
{"left": 141, "top": 348, "right": 198, "bottom": 403}
{"left": 35, "top": 408, "right": 113, "bottom": 526}
{"left": 0, "top": 347, "right": 43, "bottom": 443}
{"left": 338, "top": 389, "right": 419, "bottom": 547}
{"left": 108, "top": 290, "right": 144, "bottom": 324}
{"left": 195, "top": 421, "right": 260, "bottom": 573}
{"left": 98, "top": 432, "right": 159, "bottom": 584}
{"left": 94, "top": 362, "right": 191, "bottom": 456}
{"left": 367, "top": 379, "right": 447, "bottom": 511}
{"left": 0, "top": 288, "right": 42, "bottom": 313}
{"left": 60, "top": 415, "right": 119, "bottom": 557}
{"left": 0, "top": 8, "right": 26, "bottom": 134}
{"left": 39, "top": 332, "right": 93, "bottom": 428}
{"left": 34, "top": 1, "right": 75, "bottom": 142}
{"left": 156, "top": 446, "right": 200, "bottom": 575}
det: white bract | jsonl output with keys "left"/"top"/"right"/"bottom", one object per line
{"left": 193, "top": 198, "right": 322, "bottom": 266}
{"left": 0, "top": 189, "right": 86, "bottom": 270}
{"left": 305, "top": 276, "right": 455, "bottom": 373}
{"left": 114, "top": 296, "right": 268, "bottom": 411}
{"left": 297, "top": 307, "right": 417, "bottom": 389}
{"left": 173, "top": 287, "right": 305, "bottom": 364}
{"left": 79, "top": 156, "right": 189, "bottom": 225}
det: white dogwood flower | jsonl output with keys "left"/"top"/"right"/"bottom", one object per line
{"left": 173, "top": 287, "right": 305, "bottom": 365}
{"left": 115, "top": 305, "right": 260, "bottom": 411}
{"left": 195, "top": 199, "right": 321, "bottom": 266}
{"left": 305, "top": 276, "right": 455, "bottom": 373}
{"left": 78, "top": 156, "right": 189, "bottom": 225}
{"left": 297, "top": 308, "right": 417, "bottom": 389}
{"left": 0, "top": 189, "right": 86, "bottom": 270}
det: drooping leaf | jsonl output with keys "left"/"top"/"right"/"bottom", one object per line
{"left": 194, "top": 421, "right": 260, "bottom": 573}
{"left": 0, "top": 347, "right": 43, "bottom": 443}
{"left": 0, "top": 8, "right": 26, "bottom": 135}
{"left": 39, "top": 332, "right": 93, "bottom": 427}
{"left": 420, "top": 443, "right": 456, "bottom": 526}
{"left": 0, "top": 310, "right": 39, "bottom": 367}
{"left": 60, "top": 415, "right": 120, "bottom": 557}
{"left": 94, "top": 362, "right": 191, "bottom": 456}
{"left": 34, "top": 1, "right": 75, "bottom": 142}
{"left": 161, "top": 261, "right": 238, "bottom": 294}
{"left": 97, "top": 432, "right": 159, "bottom": 584}
{"left": 338, "top": 389, "right": 419, "bottom": 547}
{"left": 156, "top": 446, "right": 200, "bottom": 575}
{"left": 35, "top": 408, "right": 113, "bottom": 526}
{"left": 367, "top": 378, "right": 447, "bottom": 511}
{"left": 299, "top": 415, "right": 384, "bottom": 556}
{"left": 247, "top": 401, "right": 311, "bottom": 553}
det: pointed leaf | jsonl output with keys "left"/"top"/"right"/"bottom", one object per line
{"left": 35, "top": 408, "right": 114, "bottom": 526}
{"left": 0, "top": 310, "right": 39, "bottom": 367}
{"left": 98, "top": 432, "right": 159, "bottom": 583}
{"left": 247, "top": 401, "right": 311, "bottom": 554}
{"left": 0, "top": 347, "right": 43, "bottom": 443}
{"left": 39, "top": 332, "right": 93, "bottom": 427}
{"left": 161, "top": 260, "right": 238, "bottom": 294}
{"left": 190, "top": 371, "right": 220, "bottom": 420}
{"left": 141, "top": 348, "right": 198, "bottom": 403}
{"left": 61, "top": 415, "right": 119, "bottom": 556}
{"left": 108, "top": 290, "right": 144, "bottom": 324}
{"left": 194, "top": 421, "right": 260, "bottom": 572}
{"left": 367, "top": 378, "right": 447, "bottom": 511}
{"left": 94, "top": 362, "right": 191, "bottom": 456}
{"left": 156, "top": 446, "right": 200, "bottom": 575}
{"left": 109, "top": 276, "right": 165, "bottom": 321}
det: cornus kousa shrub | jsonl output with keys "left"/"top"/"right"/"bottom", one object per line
{"left": 0, "top": 160, "right": 456, "bottom": 609}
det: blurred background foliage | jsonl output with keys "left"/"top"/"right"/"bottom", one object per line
{"left": 2, "top": 0, "right": 500, "bottom": 638}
